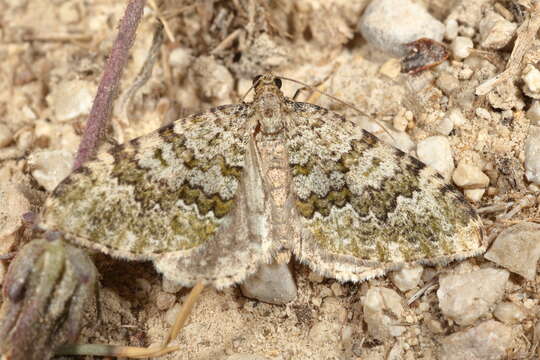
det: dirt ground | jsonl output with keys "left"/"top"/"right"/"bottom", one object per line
{"left": 1, "top": 0, "right": 539, "bottom": 359}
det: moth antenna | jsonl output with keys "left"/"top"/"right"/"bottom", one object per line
{"left": 280, "top": 76, "right": 395, "bottom": 141}
{"left": 240, "top": 83, "right": 256, "bottom": 103}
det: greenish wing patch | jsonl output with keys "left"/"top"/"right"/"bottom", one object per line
{"left": 42, "top": 104, "right": 249, "bottom": 258}
{"left": 287, "top": 102, "right": 483, "bottom": 264}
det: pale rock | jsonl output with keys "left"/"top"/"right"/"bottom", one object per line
{"left": 458, "top": 67, "right": 474, "bottom": 80}
{"left": 448, "top": 108, "right": 466, "bottom": 127}
{"left": 475, "top": 107, "right": 491, "bottom": 120}
{"left": 392, "top": 109, "right": 409, "bottom": 132}
{"left": 527, "top": 100, "right": 540, "bottom": 125}
{"left": 484, "top": 222, "right": 540, "bottom": 280}
{"left": 58, "top": 2, "right": 80, "bottom": 23}
{"left": 363, "top": 287, "right": 406, "bottom": 339}
{"left": 190, "top": 56, "right": 234, "bottom": 102}
{"left": 0, "top": 182, "right": 30, "bottom": 239}
{"left": 240, "top": 262, "right": 297, "bottom": 304}
{"left": 417, "top": 136, "right": 454, "bottom": 180}
{"left": 390, "top": 265, "right": 423, "bottom": 292}
{"left": 452, "top": 162, "right": 489, "bottom": 189}
{"left": 165, "top": 303, "right": 182, "bottom": 326}
{"left": 379, "top": 59, "right": 401, "bottom": 79}
{"left": 436, "top": 72, "right": 460, "bottom": 95}
{"left": 463, "top": 188, "right": 485, "bottom": 202}
{"left": 493, "top": 302, "right": 527, "bottom": 325}
{"left": 162, "top": 277, "right": 183, "bottom": 294}
{"left": 436, "top": 116, "right": 454, "bottom": 136}
{"left": 438, "top": 320, "right": 512, "bottom": 360}
{"left": 524, "top": 125, "right": 540, "bottom": 185}
{"left": 168, "top": 47, "right": 193, "bottom": 74}
{"left": 445, "top": 19, "right": 459, "bottom": 40}
{"left": 156, "top": 292, "right": 176, "bottom": 311}
{"left": 479, "top": 11, "right": 517, "bottom": 49}
{"left": 330, "top": 282, "right": 345, "bottom": 297}
{"left": 522, "top": 64, "right": 540, "bottom": 99}
{"left": 451, "top": 37, "right": 473, "bottom": 59}
{"left": 28, "top": 150, "right": 74, "bottom": 192}
{"left": 225, "top": 355, "right": 269, "bottom": 360}
{"left": 358, "top": 0, "right": 444, "bottom": 57}
{"left": 0, "top": 124, "right": 13, "bottom": 148}
{"left": 437, "top": 268, "right": 509, "bottom": 326}
{"left": 47, "top": 80, "right": 95, "bottom": 122}
{"left": 308, "top": 271, "right": 324, "bottom": 283}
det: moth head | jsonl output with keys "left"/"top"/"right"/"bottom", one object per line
{"left": 252, "top": 73, "right": 285, "bottom": 134}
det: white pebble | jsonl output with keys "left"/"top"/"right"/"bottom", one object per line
{"left": 47, "top": 80, "right": 95, "bottom": 122}
{"left": 437, "top": 268, "right": 509, "bottom": 326}
{"left": 527, "top": 100, "right": 540, "bottom": 125}
{"left": 190, "top": 56, "right": 233, "bottom": 102}
{"left": 363, "top": 287, "right": 406, "bottom": 339}
{"left": 162, "top": 278, "right": 183, "bottom": 294}
{"left": 390, "top": 264, "right": 423, "bottom": 292}
{"left": 28, "top": 150, "right": 74, "bottom": 192}
{"left": 525, "top": 125, "right": 540, "bottom": 185}
{"left": 392, "top": 110, "right": 409, "bottom": 132}
{"left": 464, "top": 188, "right": 485, "bottom": 202}
{"left": 436, "top": 72, "right": 460, "bottom": 95}
{"left": 445, "top": 19, "right": 459, "bottom": 40}
{"left": 156, "top": 292, "right": 176, "bottom": 311}
{"left": 484, "top": 222, "right": 540, "bottom": 280}
{"left": 0, "top": 124, "right": 13, "bottom": 148}
{"left": 452, "top": 162, "right": 490, "bottom": 189}
{"left": 240, "top": 262, "right": 297, "bottom": 304}
{"left": 458, "top": 67, "right": 474, "bottom": 80}
{"left": 417, "top": 136, "right": 454, "bottom": 180}
{"left": 165, "top": 303, "right": 182, "bottom": 326}
{"left": 168, "top": 47, "right": 193, "bottom": 74}
{"left": 58, "top": 2, "right": 80, "bottom": 24}
{"left": 436, "top": 116, "right": 454, "bottom": 136}
{"left": 479, "top": 12, "right": 517, "bottom": 49}
{"left": 522, "top": 64, "right": 540, "bottom": 99}
{"left": 451, "top": 36, "right": 473, "bottom": 59}
{"left": 493, "top": 302, "right": 527, "bottom": 324}
{"left": 358, "top": 0, "right": 445, "bottom": 57}
{"left": 475, "top": 107, "right": 491, "bottom": 120}
{"left": 438, "top": 320, "right": 512, "bottom": 360}
{"left": 448, "top": 108, "right": 466, "bottom": 127}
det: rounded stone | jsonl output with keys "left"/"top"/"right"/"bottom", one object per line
{"left": 240, "top": 262, "right": 297, "bottom": 305}
{"left": 417, "top": 136, "right": 454, "bottom": 180}
{"left": 358, "top": 0, "right": 444, "bottom": 57}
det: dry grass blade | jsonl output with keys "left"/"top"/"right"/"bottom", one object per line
{"left": 162, "top": 282, "right": 205, "bottom": 346}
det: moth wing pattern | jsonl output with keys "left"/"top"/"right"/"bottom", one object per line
{"left": 285, "top": 101, "right": 486, "bottom": 282}
{"left": 42, "top": 104, "right": 268, "bottom": 288}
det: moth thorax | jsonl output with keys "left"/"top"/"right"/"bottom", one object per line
{"left": 255, "top": 92, "right": 284, "bottom": 135}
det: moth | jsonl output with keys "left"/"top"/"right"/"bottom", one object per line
{"left": 41, "top": 73, "right": 485, "bottom": 289}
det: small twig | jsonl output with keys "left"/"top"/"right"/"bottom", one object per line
{"left": 477, "top": 202, "right": 513, "bottom": 214}
{"left": 211, "top": 29, "right": 243, "bottom": 54}
{"left": 148, "top": 0, "right": 175, "bottom": 42}
{"left": 407, "top": 278, "right": 438, "bottom": 305}
{"left": 73, "top": 0, "right": 146, "bottom": 170}
{"left": 119, "top": 23, "right": 164, "bottom": 123}
{"left": 162, "top": 282, "right": 205, "bottom": 346}
{"left": 0, "top": 253, "right": 16, "bottom": 261}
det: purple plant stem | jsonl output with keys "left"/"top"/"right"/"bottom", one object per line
{"left": 73, "top": 0, "right": 146, "bottom": 170}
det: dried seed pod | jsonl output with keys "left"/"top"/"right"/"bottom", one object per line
{"left": 401, "top": 38, "right": 449, "bottom": 74}
{"left": 0, "top": 237, "right": 97, "bottom": 360}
